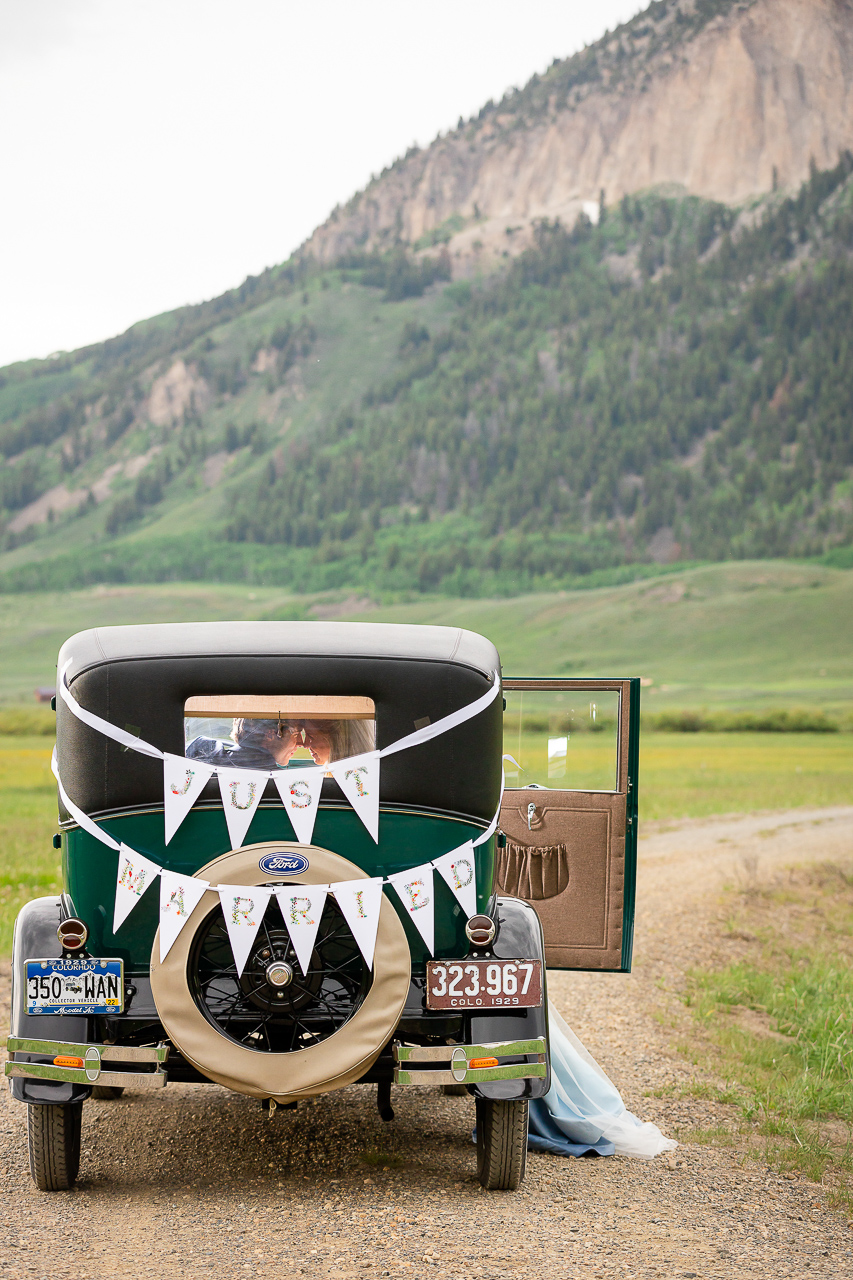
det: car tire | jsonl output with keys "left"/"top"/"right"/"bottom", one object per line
{"left": 91, "top": 1086, "right": 124, "bottom": 1100}
{"left": 476, "top": 1097, "right": 528, "bottom": 1191}
{"left": 27, "top": 1102, "right": 82, "bottom": 1191}
{"left": 150, "top": 841, "right": 411, "bottom": 1102}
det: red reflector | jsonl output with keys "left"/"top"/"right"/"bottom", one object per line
{"left": 53, "top": 1056, "right": 84, "bottom": 1069}
{"left": 468, "top": 1057, "right": 499, "bottom": 1070}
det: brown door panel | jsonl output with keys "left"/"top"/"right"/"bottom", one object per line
{"left": 497, "top": 790, "right": 627, "bottom": 970}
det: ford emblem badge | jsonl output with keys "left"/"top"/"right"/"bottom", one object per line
{"left": 259, "top": 853, "right": 310, "bottom": 875}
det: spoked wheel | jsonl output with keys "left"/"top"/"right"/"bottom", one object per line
{"left": 189, "top": 895, "right": 371, "bottom": 1052}
{"left": 149, "top": 842, "right": 411, "bottom": 1101}
{"left": 27, "top": 1102, "right": 82, "bottom": 1191}
{"left": 476, "top": 1097, "right": 528, "bottom": 1191}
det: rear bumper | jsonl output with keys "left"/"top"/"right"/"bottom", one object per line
{"left": 8, "top": 1034, "right": 546, "bottom": 1093}
{"left": 393, "top": 1037, "right": 546, "bottom": 1086}
{"left": 6, "top": 1037, "right": 169, "bottom": 1090}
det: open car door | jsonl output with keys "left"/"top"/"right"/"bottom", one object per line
{"left": 496, "top": 678, "right": 640, "bottom": 972}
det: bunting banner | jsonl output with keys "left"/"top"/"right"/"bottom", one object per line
{"left": 329, "top": 751, "right": 381, "bottom": 843}
{"left": 272, "top": 765, "right": 324, "bottom": 846}
{"left": 57, "top": 662, "right": 501, "bottom": 848}
{"left": 158, "top": 868, "right": 210, "bottom": 961}
{"left": 332, "top": 877, "right": 384, "bottom": 970}
{"left": 163, "top": 753, "right": 216, "bottom": 844}
{"left": 113, "top": 844, "right": 161, "bottom": 932}
{"left": 51, "top": 743, "right": 511, "bottom": 974}
{"left": 433, "top": 841, "right": 477, "bottom": 919}
{"left": 274, "top": 883, "right": 329, "bottom": 976}
{"left": 217, "top": 766, "right": 269, "bottom": 849}
{"left": 388, "top": 862, "right": 435, "bottom": 955}
{"left": 218, "top": 883, "right": 273, "bottom": 977}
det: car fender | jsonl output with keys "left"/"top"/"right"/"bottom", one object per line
{"left": 467, "top": 896, "right": 551, "bottom": 1100}
{"left": 8, "top": 897, "right": 92, "bottom": 1104}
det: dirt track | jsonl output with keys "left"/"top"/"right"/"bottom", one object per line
{"left": 2, "top": 807, "right": 852, "bottom": 1280}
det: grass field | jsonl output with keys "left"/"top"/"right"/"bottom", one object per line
{"left": 677, "top": 863, "right": 853, "bottom": 1206}
{"left": 639, "top": 732, "right": 853, "bottom": 819}
{"left": 2, "top": 731, "right": 851, "bottom": 955}
{"left": 0, "top": 560, "right": 851, "bottom": 710}
{"left": 0, "top": 737, "right": 61, "bottom": 955}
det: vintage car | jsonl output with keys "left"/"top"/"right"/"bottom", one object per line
{"left": 5, "top": 622, "right": 638, "bottom": 1192}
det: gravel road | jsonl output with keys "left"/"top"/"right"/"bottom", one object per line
{"left": 2, "top": 807, "right": 852, "bottom": 1280}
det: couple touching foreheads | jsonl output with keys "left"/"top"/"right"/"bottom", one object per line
{"left": 186, "top": 715, "right": 375, "bottom": 773}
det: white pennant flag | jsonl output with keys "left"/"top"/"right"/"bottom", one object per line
{"left": 274, "top": 884, "right": 329, "bottom": 976}
{"left": 163, "top": 753, "right": 216, "bottom": 844}
{"left": 388, "top": 862, "right": 436, "bottom": 955}
{"left": 433, "top": 841, "right": 478, "bottom": 919}
{"left": 332, "top": 877, "right": 384, "bottom": 969}
{"left": 113, "top": 844, "right": 161, "bottom": 932}
{"left": 159, "top": 869, "right": 210, "bottom": 961}
{"left": 330, "top": 751, "right": 381, "bottom": 843}
{"left": 272, "top": 766, "right": 324, "bottom": 845}
{"left": 217, "top": 883, "right": 273, "bottom": 976}
{"left": 217, "top": 767, "right": 270, "bottom": 848}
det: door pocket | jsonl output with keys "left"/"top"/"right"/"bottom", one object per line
{"left": 497, "top": 791, "right": 626, "bottom": 969}
{"left": 496, "top": 842, "right": 570, "bottom": 901}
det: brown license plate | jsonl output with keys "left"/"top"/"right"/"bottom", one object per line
{"left": 425, "top": 959, "right": 542, "bottom": 1010}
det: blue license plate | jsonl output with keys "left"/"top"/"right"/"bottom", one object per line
{"left": 25, "top": 958, "right": 124, "bottom": 1015}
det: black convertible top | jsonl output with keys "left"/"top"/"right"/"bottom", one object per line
{"left": 56, "top": 621, "right": 503, "bottom": 822}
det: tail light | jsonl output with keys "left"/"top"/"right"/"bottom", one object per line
{"left": 465, "top": 914, "right": 496, "bottom": 947}
{"left": 57, "top": 917, "right": 88, "bottom": 951}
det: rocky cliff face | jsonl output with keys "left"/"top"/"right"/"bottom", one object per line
{"left": 305, "top": 0, "right": 853, "bottom": 268}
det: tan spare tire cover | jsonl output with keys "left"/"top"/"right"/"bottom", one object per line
{"left": 150, "top": 841, "right": 410, "bottom": 1102}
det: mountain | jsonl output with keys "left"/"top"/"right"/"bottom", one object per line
{"left": 306, "top": 0, "right": 853, "bottom": 270}
{"left": 0, "top": 0, "right": 852, "bottom": 598}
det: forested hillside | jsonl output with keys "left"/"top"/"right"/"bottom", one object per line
{"left": 228, "top": 157, "right": 853, "bottom": 592}
{"left": 1, "top": 156, "right": 852, "bottom": 596}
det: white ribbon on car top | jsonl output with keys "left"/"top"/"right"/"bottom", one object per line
{"left": 51, "top": 744, "right": 504, "bottom": 973}
{"left": 58, "top": 661, "right": 500, "bottom": 846}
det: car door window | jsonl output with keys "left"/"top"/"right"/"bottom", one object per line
{"left": 503, "top": 687, "right": 620, "bottom": 791}
{"left": 498, "top": 679, "right": 638, "bottom": 973}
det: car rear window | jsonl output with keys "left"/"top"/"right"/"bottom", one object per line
{"left": 184, "top": 695, "right": 376, "bottom": 770}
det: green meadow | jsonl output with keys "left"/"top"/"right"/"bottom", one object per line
{"left": 2, "top": 731, "right": 851, "bottom": 955}
{"left": 0, "top": 738, "right": 60, "bottom": 956}
{"left": 0, "top": 559, "right": 851, "bottom": 711}
{"left": 1, "top": 557, "right": 852, "bottom": 952}
{"left": 677, "top": 863, "right": 853, "bottom": 1205}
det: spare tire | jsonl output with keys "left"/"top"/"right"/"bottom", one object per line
{"left": 150, "top": 841, "right": 410, "bottom": 1102}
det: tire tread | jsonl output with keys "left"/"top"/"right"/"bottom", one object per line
{"left": 27, "top": 1103, "right": 82, "bottom": 1192}
{"left": 476, "top": 1098, "right": 528, "bottom": 1191}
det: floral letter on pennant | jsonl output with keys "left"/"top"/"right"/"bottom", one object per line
{"left": 158, "top": 869, "right": 210, "bottom": 961}
{"left": 432, "top": 841, "right": 478, "bottom": 918}
{"left": 217, "top": 767, "right": 270, "bottom": 849}
{"left": 273, "top": 884, "right": 329, "bottom": 976}
{"left": 163, "top": 753, "right": 216, "bottom": 844}
{"left": 388, "top": 863, "right": 436, "bottom": 955}
{"left": 329, "top": 751, "right": 381, "bottom": 843}
{"left": 271, "top": 766, "right": 324, "bottom": 845}
{"left": 217, "top": 883, "right": 272, "bottom": 976}
{"left": 331, "top": 877, "right": 384, "bottom": 969}
{"left": 113, "top": 844, "right": 161, "bottom": 932}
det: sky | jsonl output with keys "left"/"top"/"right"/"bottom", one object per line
{"left": 0, "top": 0, "right": 645, "bottom": 368}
